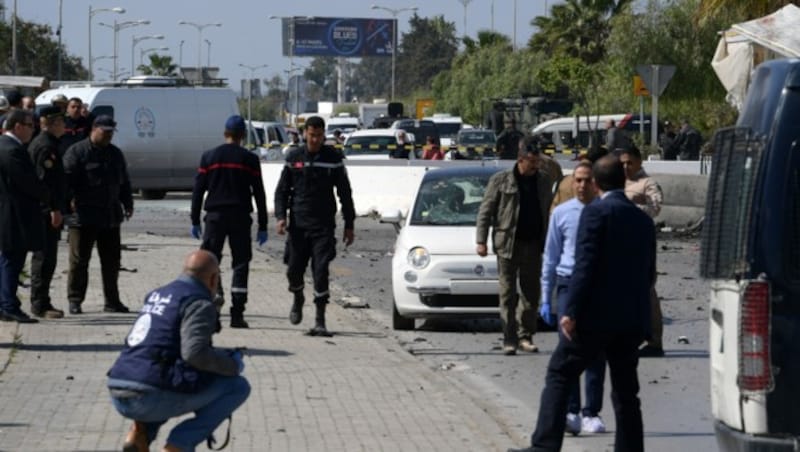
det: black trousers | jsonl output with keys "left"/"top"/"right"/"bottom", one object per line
{"left": 285, "top": 227, "right": 336, "bottom": 303}
{"left": 67, "top": 225, "right": 121, "bottom": 307}
{"left": 531, "top": 331, "right": 644, "bottom": 452}
{"left": 30, "top": 214, "right": 61, "bottom": 310}
{"left": 201, "top": 212, "right": 252, "bottom": 313}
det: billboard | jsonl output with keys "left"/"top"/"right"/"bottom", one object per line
{"left": 280, "top": 17, "right": 395, "bottom": 57}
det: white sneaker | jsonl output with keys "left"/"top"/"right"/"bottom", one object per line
{"left": 582, "top": 415, "right": 606, "bottom": 433}
{"left": 565, "top": 413, "right": 581, "bottom": 436}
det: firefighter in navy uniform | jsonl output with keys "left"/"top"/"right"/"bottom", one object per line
{"left": 190, "top": 115, "right": 268, "bottom": 329}
{"left": 274, "top": 115, "right": 355, "bottom": 336}
{"left": 27, "top": 106, "right": 67, "bottom": 319}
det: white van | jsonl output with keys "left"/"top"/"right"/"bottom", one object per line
{"left": 531, "top": 113, "right": 652, "bottom": 154}
{"left": 35, "top": 76, "right": 239, "bottom": 199}
{"left": 702, "top": 58, "right": 800, "bottom": 450}
{"left": 423, "top": 113, "right": 463, "bottom": 148}
{"left": 326, "top": 113, "right": 361, "bottom": 140}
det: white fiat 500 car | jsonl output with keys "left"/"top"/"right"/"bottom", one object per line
{"left": 381, "top": 166, "right": 503, "bottom": 330}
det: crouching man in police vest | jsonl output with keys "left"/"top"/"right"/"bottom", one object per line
{"left": 107, "top": 250, "right": 250, "bottom": 452}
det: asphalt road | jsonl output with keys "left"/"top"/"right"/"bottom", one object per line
{"left": 130, "top": 193, "right": 716, "bottom": 451}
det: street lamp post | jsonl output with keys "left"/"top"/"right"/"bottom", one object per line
{"left": 178, "top": 21, "right": 222, "bottom": 76}
{"left": 205, "top": 39, "right": 211, "bottom": 67}
{"left": 370, "top": 4, "right": 417, "bottom": 101}
{"left": 140, "top": 46, "right": 169, "bottom": 68}
{"left": 179, "top": 40, "right": 185, "bottom": 67}
{"left": 239, "top": 63, "right": 268, "bottom": 148}
{"left": 88, "top": 6, "right": 125, "bottom": 81}
{"left": 456, "top": 0, "right": 472, "bottom": 38}
{"left": 98, "top": 19, "right": 150, "bottom": 80}
{"left": 132, "top": 34, "right": 164, "bottom": 76}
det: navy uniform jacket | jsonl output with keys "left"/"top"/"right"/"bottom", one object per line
{"left": 274, "top": 145, "right": 355, "bottom": 231}
{"left": 564, "top": 190, "right": 656, "bottom": 338}
{"left": 190, "top": 143, "right": 267, "bottom": 231}
{"left": 62, "top": 138, "right": 133, "bottom": 228}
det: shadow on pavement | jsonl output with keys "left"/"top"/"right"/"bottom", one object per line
{"left": 14, "top": 343, "right": 124, "bottom": 352}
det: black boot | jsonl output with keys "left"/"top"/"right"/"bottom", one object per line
{"left": 230, "top": 302, "right": 248, "bottom": 329}
{"left": 289, "top": 291, "right": 304, "bottom": 325}
{"left": 308, "top": 300, "right": 332, "bottom": 336}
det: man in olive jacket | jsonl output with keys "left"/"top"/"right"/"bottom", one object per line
{"left": 476, "top": 136, "right": 554, "bottom": 355}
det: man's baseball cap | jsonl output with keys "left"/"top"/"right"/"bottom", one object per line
{"left": 225, "top": 115, "right": 246, "bottom": 131}
{"left": 39, "top": 106, "right": 63, "bottom": 120}
{"left": 93, "top": 115, "right": 117, "bottom": 131}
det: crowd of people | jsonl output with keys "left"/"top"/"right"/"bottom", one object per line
{"left": 0, "top": 96, "right": 668, "bottom": 450}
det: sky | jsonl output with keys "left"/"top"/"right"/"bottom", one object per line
{"left": 13, "top": 0, "right": 551, "bottom": 88}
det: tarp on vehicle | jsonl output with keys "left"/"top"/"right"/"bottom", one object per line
{"left": 712, "top": 4, "right": 800, "bottom": 109}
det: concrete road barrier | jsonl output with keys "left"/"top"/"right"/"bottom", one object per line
{"left": 260, "top": 160, "right": 709, "bottom": 227}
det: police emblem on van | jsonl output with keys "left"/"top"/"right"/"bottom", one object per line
{"left": 135, "top": 107, "right": 156, "bottom": 138}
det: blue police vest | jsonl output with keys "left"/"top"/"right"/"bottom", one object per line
{"left": 108, "top": 276, "right": 214, "bottom": 392}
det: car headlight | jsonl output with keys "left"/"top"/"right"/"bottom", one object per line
{"left": 407, "top": 247, "right": 430, "bottom": 269}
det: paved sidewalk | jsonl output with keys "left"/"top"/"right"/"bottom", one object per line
{"left": 0, "top": 233, "right": 515, "bottom": 451}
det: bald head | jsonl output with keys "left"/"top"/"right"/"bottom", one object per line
{"left": 183, "top": 250, "right": 220, "bottom": 292}
{"left": 592, "top": 155, "right": 626, "bottom": 192}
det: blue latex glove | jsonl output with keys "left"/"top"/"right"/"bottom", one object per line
{"left": 231, "top": 350, "right": 245, "bottom": 374}
{"left": 256, "top": 230, "right": 268, "bottom": 246}
{"left": 190, "top": 224, "right": 202, "bottom": 240}
{"left": 539, "top": 302, "right": 554, "bottom": 326}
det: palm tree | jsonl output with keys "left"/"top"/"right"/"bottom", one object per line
{"left": 528, "top": 0, "right": 632, "bottom": 64}
{"left": 137, "top": 54, "right": 178, "bottom": 77}
{"left": 462, "top": 30, "right": 512, "bottom": 54}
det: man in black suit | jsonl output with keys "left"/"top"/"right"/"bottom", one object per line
{"left": 0, "top": 109, "right": 49, "bottom": 323}
{"left": 510, "top": 155, "right": 656, "bottom": 452}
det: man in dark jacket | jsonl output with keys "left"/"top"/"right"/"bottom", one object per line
{"left": 108, "top": 250, "right": 249, "bottom": 452}
{"left": 63, "top": 115, "right": 134, "bottom": 315}
{"left": 511, "top": 155, "right": 655, "bottom": 452}
{"left": 274, "top": 115, "right": 355, "bottom": 336}
{"left": 0, "top": 110, "right": 48, "bottom": 323}
{"left": 27, "top": 106, "right": 67, "bottom": 319}
{"left": 190, "top": 115, "right": 268, "bottom": 329}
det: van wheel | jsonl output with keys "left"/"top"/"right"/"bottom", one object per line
{"left": 392, "top": 300, "right": 415, "bottom": 331}
{"left": 140, "top": 189, "right": 167, "bottom": 200}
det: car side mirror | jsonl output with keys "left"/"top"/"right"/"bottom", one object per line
{"left": 380, "top": 208, "right": 404, "bottom": 233}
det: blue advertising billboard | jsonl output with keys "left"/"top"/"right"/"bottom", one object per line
{"left": 280, "top": 17, "right": 395, "bottom": 57}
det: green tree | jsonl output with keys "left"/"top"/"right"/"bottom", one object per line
{"left": 528, "top": 0, "right": 632, "bottom": 64}
{"left": 600, "top": 0, "right": 741, "bottom": 133}
{"left": 396, "top": 14, "right": 459, "bottom": 97}
{"left": 696, "top": 0, "right": 789, "bottom": 24}
{"left": 462, "top": 30, "right": 512, "bottom": 54}
{"left": 304, "top": 56, "right": 338, "bottom": 100}
{"left": 137, "top": 54, "right": 178, "bottom": 76}
{"left": 0, "top": 17, "right": 86, "bottom": 79}
{"left": 431, "top": 45, "right": 546, "bottom": 125}
{"left": 349, "top": 57, "right": 391, "bottom": 102}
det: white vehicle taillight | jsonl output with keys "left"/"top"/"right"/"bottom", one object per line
{"left": 738, "top": 281, "right": 774, "bottom": 393}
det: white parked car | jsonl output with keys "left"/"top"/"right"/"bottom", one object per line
{"left": 343, "top": 129, "right": 415, "bottom": 160}
{"left": 381, "top": 166, "right": 502, "bottom": 330}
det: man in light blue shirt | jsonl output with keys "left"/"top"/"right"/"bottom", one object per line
{"left": 539, "top": 160, "right": 607, "bottom": 435}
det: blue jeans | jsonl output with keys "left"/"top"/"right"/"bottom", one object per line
{"left": 0, "top": 249, "right": 27, "bottom": 313}
{"left": 111, "top": 376, "right": 250, "bottom": 451}
{"left": 556, "top": 276, "right": 606, "bottom": 417}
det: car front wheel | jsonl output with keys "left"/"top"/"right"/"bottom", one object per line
{"left": 392, "top": 300, "right": 415, "bottom": 331}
